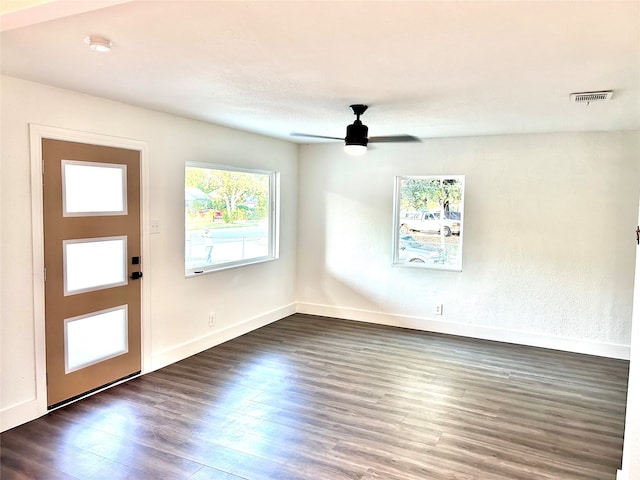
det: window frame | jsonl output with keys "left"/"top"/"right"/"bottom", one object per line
{"left": 392, "top": 175, "right": 465, "bottom": 271}
{"left": 185, "top": 162, "right": 280, "bottom": 276}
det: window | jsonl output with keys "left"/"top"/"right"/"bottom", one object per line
{"left": 185, "top": 163, "right": 279, "bottom": 275}
{"left": 393, "top": 175, "right": 465, "bottom": 271}
{"left": 62, "top": 160, "right": 127, "bottom": 216}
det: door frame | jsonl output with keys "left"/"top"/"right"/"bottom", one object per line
{"left": 29, "top": 124, "right": 151, "bottom": 415}
{"left": 616, "top": 202, "right": 640, "bottom": 480}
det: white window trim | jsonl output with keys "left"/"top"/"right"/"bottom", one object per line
{"left": 185, "top": 162, "right": 280, "bottom": 276}
{"left": 392, "top": 175, "right": 465, "bottom": 272}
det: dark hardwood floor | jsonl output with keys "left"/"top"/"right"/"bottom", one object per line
{"left": 1, "top": 314, "right": 630, "bottom": 480}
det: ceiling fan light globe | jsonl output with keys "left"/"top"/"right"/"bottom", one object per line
{"left": 344, "top": 144, "right": 367, "bottom": 155}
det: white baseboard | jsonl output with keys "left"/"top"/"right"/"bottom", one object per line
{"left": 150, "top": 303, "right": 296, "bottom": 371}
{"left": 2, "top": 301, "right": 626, "bottom": 433}
{"left": 1, "top": 303, "right": 296, "bottom": 433}
{"left": 295, "top": 303, "right": 631, "bottom": 360}
{"left": 616, "top": 469, "right": 626, "bottom": 480}
{"left": 0, "top": 398, "right": 40, "bottom": 432}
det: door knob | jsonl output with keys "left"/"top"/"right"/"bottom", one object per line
{"left": 130, "top": 271, "right": 143, "bottom": 280}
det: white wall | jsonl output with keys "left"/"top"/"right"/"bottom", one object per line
{"left": 618, "top": 201, "right": 640, "bottom": 480}
{"left": 0, "top": 76, "right": 298, "bottom": 430}
{"left": 297, "top": 132, "right": 640, "bottom": 357}
{"left": 2, "top": 73, "right": 638, "bottom": 437}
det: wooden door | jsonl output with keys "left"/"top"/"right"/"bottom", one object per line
{"left": 42, "top": 139, "right": 142, "bottom": 408}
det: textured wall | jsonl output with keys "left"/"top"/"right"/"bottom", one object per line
{"left": 2, "top": 74, "right": 639, "bottom": 433}
{"left": 297, "top": 132, "right": 640, "bottom": 351}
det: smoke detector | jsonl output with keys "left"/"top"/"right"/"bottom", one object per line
{"left": 84, "top": 35, "right": 111, "bottom": 53}
{"left": 570, "top": 90, "right": 613, "bottom": 104}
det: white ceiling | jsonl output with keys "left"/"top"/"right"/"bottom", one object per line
{"left": 1, "top": 0, "right": 639, "bottom": 143}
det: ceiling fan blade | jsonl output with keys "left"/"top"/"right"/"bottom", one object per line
{"left": 291, "top": 133, "right": 343, "bottom": 141}
{"left": 368, "top": 135, "right": 421, "bottom": 143}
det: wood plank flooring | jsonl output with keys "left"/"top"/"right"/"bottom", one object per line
{"left": 1, "top": 314, "right": 630, "bottom": 480}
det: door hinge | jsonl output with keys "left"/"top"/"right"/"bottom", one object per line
{"left": 46, "top": 372, "right": 48, "bottom": 385}
{"left": 43, "top": 267, "right": 46, "bottom": 282}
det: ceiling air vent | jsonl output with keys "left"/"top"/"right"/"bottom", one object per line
{"left": 570, "top": 90, "right": 613, "bottom": 104}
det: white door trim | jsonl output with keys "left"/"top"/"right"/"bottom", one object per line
{"left": 29, "top": 124, "right": 151, "bottom": 416}
{"left": 617, "top": 204, "right": 640, "bottom": 480}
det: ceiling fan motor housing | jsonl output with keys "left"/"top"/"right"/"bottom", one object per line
{"left": 345, "top": 120, "right": 369, "bottom": 146}
{"left": 291, "top": 104, "right": 419, "bottom": 146}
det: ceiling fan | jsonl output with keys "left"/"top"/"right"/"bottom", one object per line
{"left": 291, "top": 104, "right": 421, "bottom": 155}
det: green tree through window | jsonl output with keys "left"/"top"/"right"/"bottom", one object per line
{"left": 185, "top": 163, "right": 279, "bottom": 275}
{"left": 394, "top": 176, "right": 465, "bottom": 271}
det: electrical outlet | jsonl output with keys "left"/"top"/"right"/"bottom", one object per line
{"left": 208, "top": 312, "right": 216, "bottom": 327}
{"left": 150, "top": 220, "right": 161, "bottom": 234}
{"left": 435, "top": 304, "right": 443, "bottom": 315}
